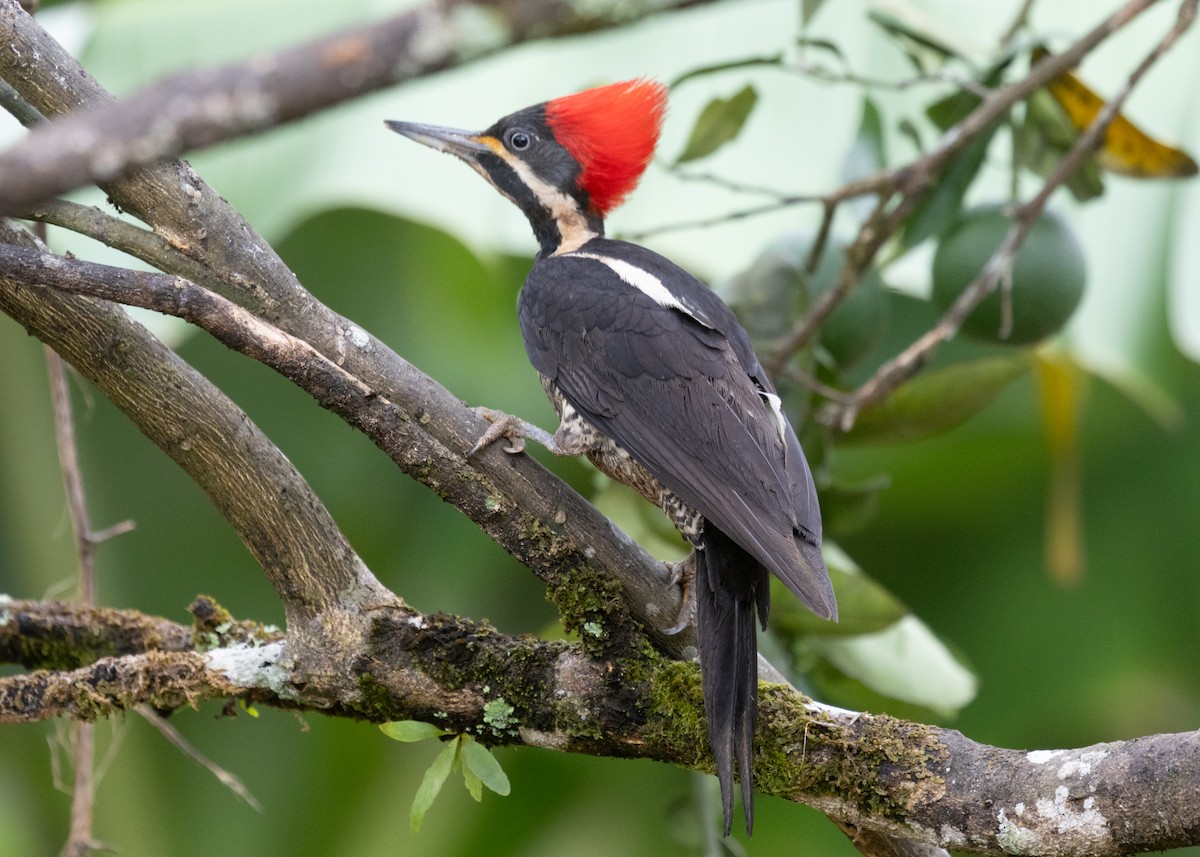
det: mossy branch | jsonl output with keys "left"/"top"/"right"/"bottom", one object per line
{"left": 4, "top": 598, "right": 1200, "bottom": 857}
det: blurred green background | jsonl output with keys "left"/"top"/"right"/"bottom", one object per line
{"left": 3, "top": 0, "right": 1200, "bottom": 854}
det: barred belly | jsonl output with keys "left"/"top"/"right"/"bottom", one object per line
{"left": 540, "top": 375, "right": 703, "bottom": 544}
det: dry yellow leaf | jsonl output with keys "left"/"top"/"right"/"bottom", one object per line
{"left": 1033, "top": 46, "right": 1198, "bottom": 179}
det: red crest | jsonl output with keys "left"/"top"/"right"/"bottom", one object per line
{"left": 545, "top": 79, "right": 667, "bottom": 217}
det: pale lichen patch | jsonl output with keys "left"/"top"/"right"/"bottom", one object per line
{"left": 995, "top": 784, "right": 1112, "bottom": 855}
{"left": 1057, "top": 749, "right": 1108, "bottom": 780}
{"left": 206, "top": 641, "right": 298, "bottom": 700}
{"left": 1026, "top": 749, "right": 1064, "bottom": 764}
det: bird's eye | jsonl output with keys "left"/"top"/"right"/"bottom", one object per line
{"left": 507, "top": 130, "right": 532, "bottom": 151}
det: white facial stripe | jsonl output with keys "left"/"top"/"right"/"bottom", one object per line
{"left": 761, "top": 392, "right": 787, "bottom": 443}
{"left": 570, "top": 252, "right": 713, "bottom": 328}
{"left": 484, "top": 141, "right": 598, "bottom": 254}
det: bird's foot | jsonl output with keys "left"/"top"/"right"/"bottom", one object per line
{"left": 467, "top": 407, "right": 563, "bottom": 458}
{"left": 662, "top": 554, "right": 696, "bottom": 636}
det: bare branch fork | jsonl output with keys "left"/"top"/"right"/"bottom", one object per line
{"left": 0, "top": 0, "right": 1197, "bottom": 854}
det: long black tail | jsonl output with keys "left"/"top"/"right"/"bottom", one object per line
{"left": 695, "top": 525, "right": 769, "bottom": 837}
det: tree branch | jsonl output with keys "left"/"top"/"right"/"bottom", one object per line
{"left": 0, "top": 0, "right": 720, "bottom": 216}
{"left": 0, "top": 239, "right": 691, "bottom": 656}
{"left": 3, "top": 596, "right": 1199, "bottom": 857}
{"left": 0, "top": 221, "right": 389, "bottom": 641}
{"left": 0, "top": 0, "right": 696, "bottom": 661}
{"left": 821, "top": 0, "right": 1198, "bottom": 429}
{"left": 764, "top": 0, "right": 1168, "bottom": 378}
{"left": 1, "top": 2, "right": 1195, "bottom": 853}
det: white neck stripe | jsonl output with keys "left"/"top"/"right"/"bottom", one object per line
{"left": 487, "top": 146, "right": 598, "bottom": 255}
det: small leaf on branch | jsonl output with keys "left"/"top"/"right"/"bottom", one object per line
{"left": 410, "top": 739, "right": 458, "bottom": 833}
{"left": 381, "top": 720, "right": 447, "bottom": 742}
{"left": 841, "top": 96, "right": 887, "bottom": 191}
{"left": 461, "top": 735, "right": 512, "bottom": 796}
{"left": 675, "top": 85, "right": 758, "bottom": 164}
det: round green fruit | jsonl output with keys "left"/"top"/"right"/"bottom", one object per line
{"left": 931, "top": 205, "right": 1087, "bottom": 345}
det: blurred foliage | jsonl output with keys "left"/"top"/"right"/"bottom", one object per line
{"left": 2, "top": 0, "right": 1200, "bottom": 855}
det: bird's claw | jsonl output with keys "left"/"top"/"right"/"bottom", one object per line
{"left": 467, "top": 408, "right": 528, "bottom": 458}
{"left": 662, "top": 556, "right": 696, "bottom": 636}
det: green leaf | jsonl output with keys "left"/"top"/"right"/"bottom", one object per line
{"left": 801, "top": 0, "right": 830, "bottom": 25}
{"left": 771, "top": 542, "right": 908, "bottom": 637}
{"left": 461, "top": 760, "right": 484, "bottom": 802}
{"left": 410, "top": 740, "right": 458, "bottom": 833}
{"left": 868, "top": 0, "right": 979, "bottom": 68}
{"left": 1017, "top": 90, "right": 1105, "bottom": 202}
{"left": 809, "top": 616, "right": 978, "bottom": 718}
{"left": 842, "top": 354, "right": 1032, "bottom": 446}
{"left": 675, "top": 85, "right": 758, "bottom": 164}
{"left": 380, "top": 720, "right": 447, "bottom": 743}
{"left": 925, "top": 56, "right": 1012, "bottom": 131}
{"left": 841, "top": 97, "right": 887, "bottom": 188}
{"left": 461, "top": 735, "right": 512, "bottom": 796}
{"left": 899, "top": 119, "right": 1001, "bottom": 250}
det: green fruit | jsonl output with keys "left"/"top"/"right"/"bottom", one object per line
{"left": 931, "top": 205, "right": 1086, "bottom": 345}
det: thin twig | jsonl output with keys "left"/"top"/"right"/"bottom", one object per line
{"left": 136, "top": 706, "right": 264, "bottom": 813}
{"left": 786, "top": 61, "right": 993, "bottom": 97}
{"left": 45, "top": 347, "right": 96, "bottom": 857}
{"left": 1001, "top": 0, "right": 1041, "bottom": 46}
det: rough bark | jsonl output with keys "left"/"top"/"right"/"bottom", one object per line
{"left": 3, "top": 598, "right": 1198, "bottom": 857}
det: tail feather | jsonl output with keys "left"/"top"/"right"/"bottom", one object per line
{"left": 695, "top": 526, "right": 768, "bottom": 837}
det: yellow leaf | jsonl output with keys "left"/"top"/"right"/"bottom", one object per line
{"left": 1033, "top": 47, "right": 1198, "bottom": 179}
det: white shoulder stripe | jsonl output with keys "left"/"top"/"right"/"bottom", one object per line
{"left": 761, "top": 391, "right": 787, "bottom": 443}
{"left": 569, "top": 252, "right": 713, "bottom": 328}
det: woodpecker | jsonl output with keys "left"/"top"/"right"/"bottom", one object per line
{"left": 387, "top": 79, "right": 837, "bottom": 836}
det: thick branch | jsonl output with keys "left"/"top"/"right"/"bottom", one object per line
{"left": 0, "top": 598, "right": 192, "bottom": 670}
{"left": 0, "top": 0, "right": 718, "bottom": 216}
{"left": 0, "top": 241, "right": 690, "bottom": 656}
{"left": 2, "top": 598, "right": 1198, "bottom": 857}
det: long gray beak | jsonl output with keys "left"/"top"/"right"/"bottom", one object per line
{"left": 384, "top": 120, "right": 493, "bottom": 160}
